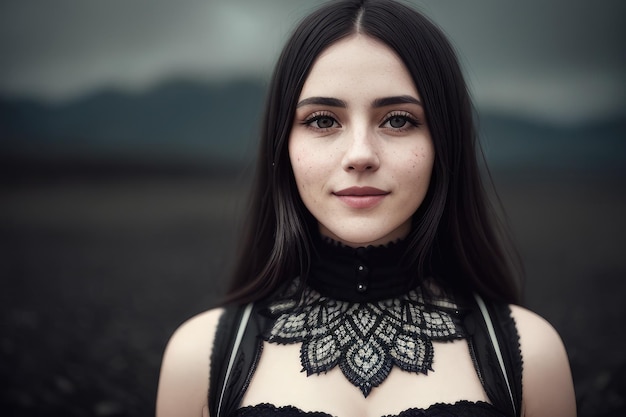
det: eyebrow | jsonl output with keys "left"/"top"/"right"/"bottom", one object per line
{"left": 372, "top": 95, "right": 422, "bottom": 108}
{"left": 296, "top": 97, "right": 347, "bottom": 108}
{"left": 296, "top": 95, "right": 422, "bottom": 109}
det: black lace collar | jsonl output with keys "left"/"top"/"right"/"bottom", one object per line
{"left": 264, "top": 235, "right": 465, "bottom": 397}
{"left": 307, "top": 234, "right": 419, "bottom": 303}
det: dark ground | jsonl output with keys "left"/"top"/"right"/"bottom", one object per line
{"left": 0, "top": 168, "right": 625, "bottom": 416}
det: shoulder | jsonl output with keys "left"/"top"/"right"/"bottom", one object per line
{"left": 508, "top": 305, "right": 577, "bottom": 417}
{"left": 156, "top": 308, "right": 224, "bottom": 417}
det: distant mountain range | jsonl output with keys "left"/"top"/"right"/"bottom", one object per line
{"left": 1, "top": 78, "right": 624, "bottom": 177}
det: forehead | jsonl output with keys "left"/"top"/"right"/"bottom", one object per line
{"left": 299, "top": 34, "right": 419, "bottom": 99}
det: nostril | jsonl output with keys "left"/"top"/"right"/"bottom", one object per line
{"left": 346, "top": 164, "right": 375, "bottom": 171}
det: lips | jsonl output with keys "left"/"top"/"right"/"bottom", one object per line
{"left": 333, "top": 186, "right": 389, "bottom": 209}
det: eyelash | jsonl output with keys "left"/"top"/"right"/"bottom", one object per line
{"left": 381, "top": 112, "right": 422, "bottom": 131}
{"left": 301, "top": 112, "right": 340, "bottom": 131}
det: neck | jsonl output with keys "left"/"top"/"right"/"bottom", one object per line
{"left": 306, "top": 234, "right": 420, "bottom": 302}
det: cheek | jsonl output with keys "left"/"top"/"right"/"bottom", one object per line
{"left": 406, "top": 144, "right": 434, "bottom": 171}
{"left": 417, "top": 142, "right": 435, "bottom": 168}
{"left": 290, "top": 150, "right": 307, "bottom": 174}
{"left": 289, "top": 147, "right": 318, "bottom": 191}
{"left": 290, "top": 143, "right": 334, "bottom": 183}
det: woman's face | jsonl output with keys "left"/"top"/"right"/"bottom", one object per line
{"left": 289, "top": 35, "right": 434, "bottom": 248}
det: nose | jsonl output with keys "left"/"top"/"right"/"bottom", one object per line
{"left": 341, "top": 128, "right": 380, "bottom": 172}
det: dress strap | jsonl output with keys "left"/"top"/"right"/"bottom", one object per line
{"left": 208, "top": 302, "right": 267, "bottom": 417}
{"left": 217, "top": 303, "right": 253, "bottom": 417}
{"left": 465, "top": 295, "right": 523, "bottom": 417}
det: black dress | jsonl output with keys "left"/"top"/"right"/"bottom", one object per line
{"left": 208, "top": 238, "right": 523, "bottom": 417}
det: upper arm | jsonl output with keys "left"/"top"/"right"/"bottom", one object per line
{"left": 156, "top": 308, "right": 224, "bottom": 417}
{"left": 509, "top": 305, "right": 576, "bottom": 417}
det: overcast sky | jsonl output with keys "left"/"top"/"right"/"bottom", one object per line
{"left": 1, "top": 0, "right": 624, "bottom": 125}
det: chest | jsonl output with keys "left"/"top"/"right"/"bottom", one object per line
{"left": 209, "top": 298, "right": 522, "bottom": 417}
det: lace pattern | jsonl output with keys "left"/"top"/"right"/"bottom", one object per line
{"left": 233, "top": 401, "right": 502, "bottom": 417}
{"left": 264, "top": 283, "right": 465, "bottom": 397}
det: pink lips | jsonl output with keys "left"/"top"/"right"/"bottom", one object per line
{"left": 333, "top": 186, "right": 389, "bottom": 209}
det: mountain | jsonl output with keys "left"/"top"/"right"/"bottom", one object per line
{"left": 0, "top": 79, "right": 265, "bottom": 163}
{"left": 478, "top": 111, "right": 626, "bottom": 176}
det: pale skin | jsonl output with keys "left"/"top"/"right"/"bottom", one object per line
{"left": 156, "top": 35, "right": 576, "bottom": 417}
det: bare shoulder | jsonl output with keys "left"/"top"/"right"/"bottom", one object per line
{"left": 156, "top": 308, "right": 224, "bottom": 417}
{"left": 509, "top": 305, "right": 577, "bottom": 417}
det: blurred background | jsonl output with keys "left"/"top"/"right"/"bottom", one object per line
{"left": 1, "top": 0, "right": 624, "bottom": 415}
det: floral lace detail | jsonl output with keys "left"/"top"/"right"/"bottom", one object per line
{"left": 264, "top": 283, "right": 465, "bottom": 397}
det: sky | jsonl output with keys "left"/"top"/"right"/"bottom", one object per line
{"left": 0, "top": 0, "right": 624, "bottom": 125}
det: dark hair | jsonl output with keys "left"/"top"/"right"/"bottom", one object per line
{"left": 224, "top": 0, "right": 522, "bottom": 305}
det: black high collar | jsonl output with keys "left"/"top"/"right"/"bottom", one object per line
{"left": 307, "top": 234, "right": 418, "bottom": 303}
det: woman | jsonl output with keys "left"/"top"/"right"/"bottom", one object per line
{"left": 156, "top": 1, "right": 576, "bottom": 416}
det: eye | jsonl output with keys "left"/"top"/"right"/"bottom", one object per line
{"left": 388, "top": 116, "right": 408, "bottom": 128}
{"left": 381, "top": 112, "right": 421, "bottom": 131}
{"left": 303, "top": 113, "right": 341, "bottom": 130}
{"left": 313, "top": 116, "right": 337, "bottom": 129}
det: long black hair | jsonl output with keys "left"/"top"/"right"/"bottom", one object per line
{"left": 224, "top": 0, "right": 522, "bottom": 305}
